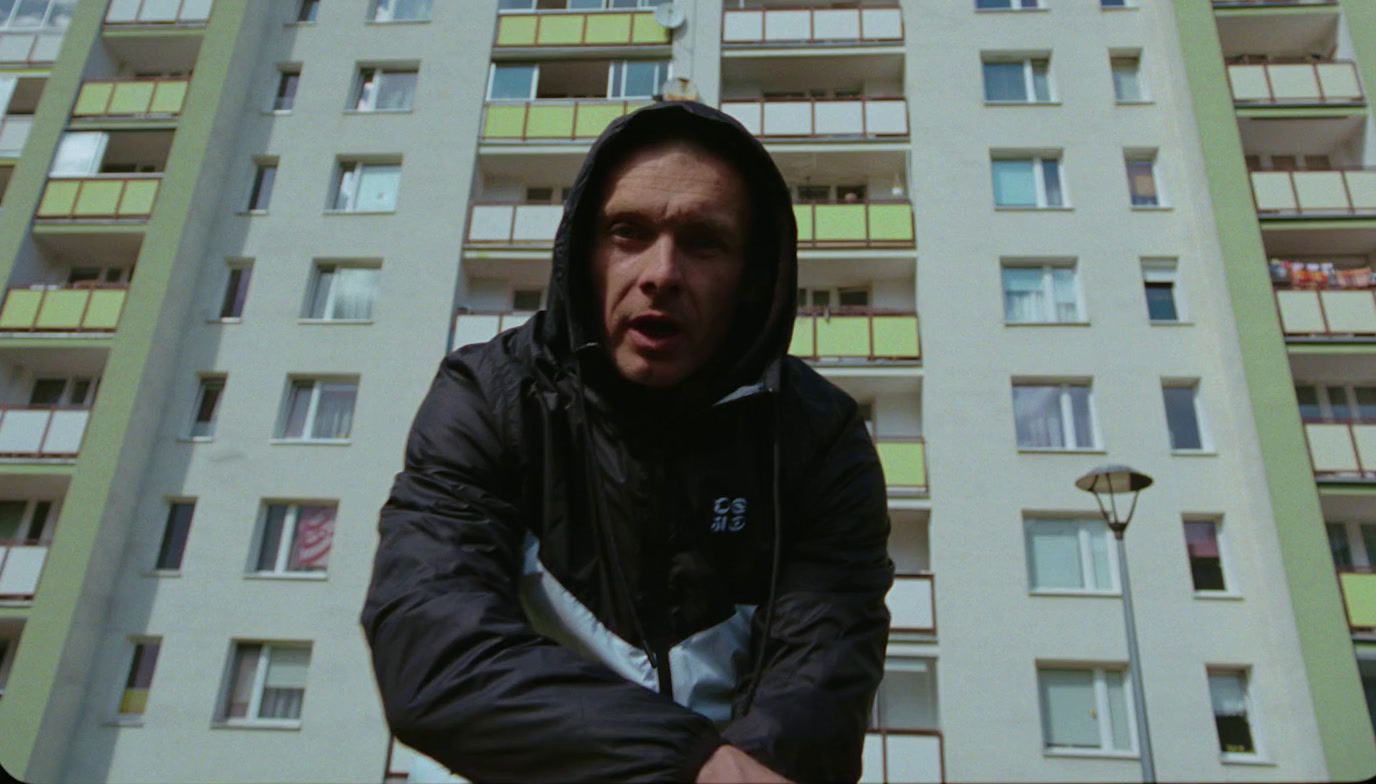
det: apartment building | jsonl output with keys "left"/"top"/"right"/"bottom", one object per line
{"left": 0, "top": 0, "right": 1371, "bottom": 782}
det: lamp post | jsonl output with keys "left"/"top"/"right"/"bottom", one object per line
{"left": 1075, "top": 464, "right": 1156, "bottom": 783}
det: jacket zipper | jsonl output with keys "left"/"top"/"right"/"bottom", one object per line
{"left": 646, "top": 443, "right": 674, "bottom": 699}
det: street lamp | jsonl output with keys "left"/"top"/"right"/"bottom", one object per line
{"left": 1075, "top": 464, "right": 1156, "bottom": 783}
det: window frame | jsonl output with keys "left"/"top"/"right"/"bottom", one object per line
{"left": 511, "top": 287, "right": 546, "bottom": 311}
{"left": 992, "top": 154, "right": 1068, "bottom": 209}
{"left": 486, "top": 63, "right": 539, "bottom": 102}
{"left": 1012, "top": 381, "right": 1099, "bottom": 451}
{"left": 187, "top": 375, "right": 225, "bottom": 439}
{"left": 1327, "top": 520, "right": 1376, "bottom": 570}
{"left": 249, "top": 501, "right": 337, "bottom": 577}
{"left": 246, "top": 159, "right": 277, "bottom": 212}
{"left": 115, "top": 637, "right": 161, "bottom": 722}
{"left": 1183, "top": 516, "right": 1234, "bottom": 596}
{"left": 982, "top": 56, "right": 1054, "bottom": 104}
{"left": 1294, "top": 382, "right": 1376, "bottom": 423}
{"left": 271, "top": 66, "right": 300, "bottom": 112}
{"left": 1, "top": 0, "right": 74, "bottom": 30}
{"left": 1162, "top": 380, "right": 1211, "bottom": 452}
{"left": 606, "top": 59, "right": 671, "bottom": 100}
{"left": 1024, "top": 517, "right": 1120, "bottom": 595}
{"left": 1141, "top": 258, "right": 1184, "bottom": 323}
{"left": 330, "top": 159, "right": 401, "bottom": 213}
{"left": 1001, "top": 260, "right": 1084, "bottom": 324}
{"left": 1207, "top": 668, "right": 1265, "bottom": 761}
{"left": 1037, "top": 664, "right": 1139, "bottom": 755}
{"left": 0, "top": 498, "right": 55, "bottom": 543}
{"left": 216, "top": 642, "right": 312, "bottom": 728}
{"left": 153, "top": 499, "right": 194, "bottom": 572}
{"left": 1125, "top": 152, "right": 1166, "bottom": 208}
{"left": 302, "top": 261, "right": 380, "bottom": 322}
{"left": 369, "top": 0, "right": 432, "bottom": 23}
{"left": 1111, "top": 53, "right": 1148, "bottom": 103}
{"left": 274, "top": 377, "right": 359, "bottom": 442}
{"left": 351, "top": 65, "right": 419, "bottom": 113}
{"left": 218, "top": 261, "right": 252, "bottom": 320}
{"left": 976, "top": 0, "right": 1042, "bottom": 10}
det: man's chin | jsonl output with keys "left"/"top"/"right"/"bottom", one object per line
{"left": 614, "top": 353, "right": 691, "bottom": 390}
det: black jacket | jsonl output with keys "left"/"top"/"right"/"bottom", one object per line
{"left": 361, "top": 102, "right": 893, "bottom": 784}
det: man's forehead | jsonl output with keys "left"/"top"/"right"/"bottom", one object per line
{"left": 599, "top": 141, "right": 749, "bottom": 210}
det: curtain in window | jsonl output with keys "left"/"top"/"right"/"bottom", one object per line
{"left": 1104, "top": 671, "right": 1131, "bottom": 750}
{"left": 1051, "top": 268, "right": 1078, "bottom": 321}
{"left": 288, "top": 506, "right": 335, "bottom": 571}
{"left": 281, "top": 382, "right": 312, "bottom": 438}
{"left": 226, "top": 645, "right": 261, "bottom": 718}
{"left": 260, "top": 647, "right": 310, "bottom": 720}
{"left": 1208, "top": 673, "right": 1247, "bottom": 717}
{"left": 355, "top": 165, "right": 400, "bottom": 211}
{"left": 331, "top": 268, "right": 377, "bottom": 319}
{"left": 1067, "top": 386, "right": 1092, "bottom": 447}
{"left": 992, "top": 160, "right": 1036, "bottom": 206}
{"left": 355, "top": 71, "right": 377, "bottom": 110}
{"left": 311, "top": 384, "right": 356, "bottom": 439}
{"left": 1030, "top": 63, "right": 1050, "bottom": 101}
{"left": 1185, "top": 522, "right": 1219, "bottom": 558}
{"left": 1127, "top": 161, "right": 1157, "bottom": 205}
{"left": 1014, "top": 385, "right": 1064, "bottom": 448}
{"left": 983, "top": 62, "right": 1025, "bottom": 101}
{"left": 1039, "top": 669, "right": 1099, "bottom": 747}
{"left": 1002, "top": 268, "right": 1044, "bottom": 322}
{"left": 376, "top": 72, "right": 416, "bottom": 110}
{"left": 1028, "top": 520, "right": 1082, "bottom": 589}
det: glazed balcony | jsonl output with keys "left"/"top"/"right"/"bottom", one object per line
{"left": 0, "top": 116, "right": 32, "bottom": 158}
{"left": 1338, "top": 569, "right": 1376, "bottom": 632}
{"left": 1304, "top": 420, "right": 1376, "bottom": 480}
{"left": 1228, "top": 60, "right": 1363, "bottom": 107}
{"left": 1250, "top": 168, "right": 1376, "bottom": 217}
{"left": 73, "top": 77, "right": 189, "bottom": 120}
{"left": 0, "top": 406, "right": 89, "bottom": 458}
{"left": 790, "top": 308, "right": 920, "bottom": 362}
{"left": 0, "top": 29, "right": 63, "bottom": 66}
{"left": 861, "top": 731, "right": 944, "bottom": 784}
{"left": 36, "top": 175, "right": 160, "bottom": 221}
{"left": 723, "top": 4, "right": 903, "bottom": 47}
{"left": 104, "top": 0, "right": 212, "bottom": 26}
{"left": 721, "top": 96, "right": 908, "bottom": 140}
{"left": 482, "top": 99, "right": 650, "bottom": 142}
{"left": 0, "top": 285, "right": 127, "bottom": 333}
{"left": 495, "top": 9, "right": 669, "bottom": 48}
{"left": 0, "top": 541, "right": 47, "bottom": 602}
{"left": 888, "top": 572, "right": 934, "bottom": 634}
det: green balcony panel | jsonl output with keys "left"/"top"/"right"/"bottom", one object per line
{"left": 37, "top": 180, "right": 80, "bottom": 217}
{"left": 814, "top": 204, "right": 867, "bottom": 242}
{"left": 1341, "top": 572, "right": 1376, "bottom": 629}
{"left": 496, "top": 15, "right": 538, "bottom": 46}
{"left": 484, "top": 105, "right": 528, "bottom": 139}
{"left": 1276, "top": 290, "right": 1326, "bottom": 334}
{"left": 33, "top": 290, "right": 87, "bottom": 329}
{"left": 789, "top": 316, "right": 814, "bottom": 356}
{"left": 1251, "top": 172, "right": 1297, "bottom": 212}
{"left": 815, "top": 315, "right": 869, "bottom": 357}
{"left": 109, "top": 81, "right": 155, "bottom": 115}
{"left": 872, "top": 315, "right": 919, "bottom": 358}
{"left": 877, "top": 441, "right": 925, "bottom": 488}
{"left": 868, "top": 203, "right": 914, "bottom": 242}
{"left": 84, "top": 290, "right": 125, "bottom": 329}
{"left": 1347, "top": 171, "right": 1376, "bottom": 211}
{"left": 537, "top": 14, "right": 584, "bottom": 45}
{"left": 0, "top": 290, "right": 42, "bottom": 329}
{"left": 118, "top": 180, "right": 158, "bottom": 216}
{"left": 1293, "top": 172, "right": 1350, "bottom": 212}
{"left": 73, "top": 82, "right": 114, "bottom": 116}
{"left": 585, "top": 13, "right": 632, "bottom": 44}
{"left": 575, "top": 103, "right": 627, "bottom": 138}
{"left": 793, "top": 204, "right": 813, "bottom": 243}
{"left": 150, "top": 80, "right": 188, "bottom": 114}
{"left": 526, "top": 104, "right": 575, "bottom": 139}
{"left": 630, "top": 13, "right": 669, "bottom": 43}
{"left": 73, "top": 181, "right": 123, "bottom": 216}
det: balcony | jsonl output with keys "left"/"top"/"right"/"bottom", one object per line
{"left": 722, "top": 97, "right": 908, "bottom": 140}
{"left": 877, "top": 436, "right": 926, "bottom": 495}
{"left": 0, "top": 28, "right": 62, "bottom": 66}
{"left": 887, "top": 573, "right": 934, "bottom": 634}
{"left": 0, "top": 406, "right": 89, "bottom": 458}
{"left": 36, "top": 175, "right": 160, "bottom": 221}
{"left": 1274, "top": 287, "right": 1376, "bottom": 338}
{"left": 467, "top": 202, "right": 564, "bottom": 245}
{"left": 0, "top": 285, "right": 127, "bottom": 333}
{"left": 0, "top": 116, "right": 32, "bottom": 159}
{"left": 1213, "top": 1, "right": 1338, "bottom": 8}
{"left": 723, "top": 4, "right": 903, "bottom": 47}
{"left": 0, "top": 541, "right": 46, "bottom": 602}
{"left": 452, "top": 310, "right": 535, "bottom": 351}
{"left": 795, "top": 201, "right": 914, "bottom": 248}
{"left": 790, "top": 309, "right": 920, "bottom": 362}
{"left": 1228, "top": 60, "right": 1363, "bottom": 106}
{"left": 1305, "top": 421, "right": 1376, "bottom": 479}
{"left": 1339, "top": 569, "right": 1376, "bottom": 632}
{"left": 495, "top": 10, "right": 669, "bottom": 48}
{"left": 73, "top": 78, "right": 189, "bottom": 120}
{"left": 104, "top": 0, "right": 212, "bottom": 26}
{"left": 482, "top": 99, "right": 650, "bottom": 142}
{"left": 1250, "top": 169, "right": 1376, "bottom": 217}
{"left": 861, "top": 731, "right": 943, "bottom": 784}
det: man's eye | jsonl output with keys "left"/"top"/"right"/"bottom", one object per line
{"left": 609, "top": 224, "right": 644, "bottom": 241}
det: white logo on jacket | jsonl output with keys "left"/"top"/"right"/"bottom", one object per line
{"left": 711, "top": 497, "right": 747, "bottom": 533}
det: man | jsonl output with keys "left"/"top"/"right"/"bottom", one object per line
{"left": 360, "top": 101, "right": 892, "bottom": 783}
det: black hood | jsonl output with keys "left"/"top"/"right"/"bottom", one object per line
{"left": 540, "top": 101, "right": 798, "bottom": 413}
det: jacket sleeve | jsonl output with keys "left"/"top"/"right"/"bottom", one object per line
{"left": 721, "top": 407, "right": 894, "bottom": 784}
{"left": 360, "top": 354, "right": 725, "bottom": 783}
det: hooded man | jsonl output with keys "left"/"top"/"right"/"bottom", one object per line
{"left": 361, "top": 102, "right": 893, "bottom": 783}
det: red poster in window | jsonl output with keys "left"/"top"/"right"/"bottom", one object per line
{"left": 1185, "top": 523, "right": 1219, "bottom": 558}
{"left": 291, "top": 507, "right": 335, "bottom": 570}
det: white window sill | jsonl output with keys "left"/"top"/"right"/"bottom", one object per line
{"left": 1017, "top": 447, "right": 1107, "bottom": 455}
{"left": 244, "top": 571, "right": 328, "bottom": 582}
{"left": 1220, "top": 753, "right": 1275, "bottom": 767}
{"left": 1030, "top": 589, "right": 1121, "bottom": 598}
{"left": 1149, "top": 319, "right": 1193, "bottom": 326}
{"left": 177, "top": 435, "right": 215, "bottom": 443}
{"left": 296, "top": 318, "right": 374, "bottom": 325}
{"left": 976, "top": 7, "right": 1049, "bottom": 12}
{"left": 237, "top": 209, "right": 270, "bottom": 216}
{"left": 1005, "top": 320, "right": 1091, "bottom": 327}
{"left": 144, "top": 569, "right": 182, "bottom": 578}
{"left": 1194, "top": 590, "right": 1243, "bottom": 601}
{"left": 105, "top": 717, "right": 145, "bottom": 727}
{"left": 1044, "top": 747, "right": 1137, "bottom": 760}
{"left": 284, "top": 21, "right": 316, "bottom": 27}
{"left": 208, "top": 317, "right": 242, "bottom": 324}
{"left": 268, "top": 438, "right": 352, "bottom": 446}
{"left": 1116, "top": 99, "right": 1154, "bottom": 106}
{"left": 1131, "top": 204, "right": 1172, "bottom": 211}
{"left": 212, "top": 719, "right": 302, "bottom": 731}
{"left": 323, "top": 209, "right": 397, "bottom": 216}
{"left": 1170, "top": 449, "right": 1218, "bottom": 457}
{"left": 984, "top": 101, "right": 1062, "bottom": 107}
{"left": 261, "top": 109, "right": 292, "bottom": 116}
{"left": 1101, "top": 5, "right": 1138, "bottom": 10}
{"left": 343, "top": 109, "right": 415, "bottom": 115}
{"left": 365, "top": 18, "right": 431, "bottom": 25}
{"left": 995, "top": 205, "right": 1074, "bottom": 212}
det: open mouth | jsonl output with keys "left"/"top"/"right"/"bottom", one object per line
{"left": 629, "top": 313, "right": 683, "bottom": 341}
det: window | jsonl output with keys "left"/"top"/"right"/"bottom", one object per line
{"left": 306, "top": 263, "right": 378, "bottom": 321}
{"left": 872, "top": 660, "right": 939, "bottom": 730}
{"left": 252, "top": 503, "right": 336, "bottom": 574}
{"left": 354, "top": 67, "right": 417, "bottom": 112}
{"left": 118, "top": 640, "right": 160, "bottom": 718}
{"left": 1294, "top": 384, "right": 1376, "bottom": 423}
{"left": 1038, "top": 667, "right": 1134, "bottom": 752}
{"left": 1025, "top": 518, "right": 1116, "bottom": 592}
{"left": 1002, "top": 263, "right": 1081, "bottom": 323}
{"left": 219, "top": 643, "right": 311, "bottom": 724}
{"left": 1126, "top": 154, "right": 1162, "bottom": 207}
{"left": 1, "top": 0, "right": 74, "bottom": 30}
{"left": 1208, "top": 670, "right": 1258, "bottom": 756}
{"left": 272, "top": 68, "right": 300, "bottom": 111}
{"left": 487, "top": 64, "right": 537, "bottom": 101}
{"left": 0, "top": 499, "right": 52, "bottom": 543}
{"left": 1013, "top": 383, "right": 1096, "bottom": 449}
{"left": 247, "top": 161, "right": 276, "bottom": 211}
{"left": 512, "top": 288, "right": 544, "bottom": 311}
{"left": 220, "top": 263, "right": 252, "bottom": 319}
{"left": 29, "top": 376, "right": 96, "bottom": 406}
{"left": 609, "top": 60, "right": 670, "bottom": 99}
{"left": 977, "top": 0, "right": 1039, "bottom": 8}
{"left": 992, "top": 156, "right": 1065, "bottom": 208}
{"left": 1142, "top": 259, "right": 1181, "bottom": 322}
{"left": 155, "top": 501, "right": 194, "bottom": 571}
{"left": 983, "top": 57, "right": 1052, "bottom": 103}
{"left": 1101, "top": 0, "right": 1129, "bottom": 7}
{"left": 1111, "top": 55, "right": 1145, "bottom": 102}
{"left": 798, "top": 287, "right": 870, "bottom": 309}
{"left": 189, "top": 376, "right": 224, "bottom": 438}
{"left": 277, "top": 379, "right": 357, "bottom": 441}
{"left": 296, "top": 0, "right": 319, "bottom": 21}
{"left": 332, "top": 161, "right": 400, "bottom": 212}
{"left": 370, "top": 0, "right": 430, "bottom": 22}
{"left": 0, "top": 636, "right": 13, "bottom": 697}
{"left": 1327, "top": 521, "right": 1376, "bottom": 570}
{"left": 1163, "top": 383, "right": 1207, "bottom": 451}
{"left": 1185, "top": 519, "right": 1227, "bottom": 592}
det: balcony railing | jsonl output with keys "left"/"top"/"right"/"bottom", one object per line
{"left": 36, "top": 175, "right": 161, "bottom": 220}
{"left": 1214, "top": 1, "right": 1336, "bottom": 6}
{"left": 73, "top": 78, "right": 189, "bottom": 119}
{"left": 1228, "top": 60, "right": 1363, "bottom": 105}
{"left": 104, "top": 0, "right": 213, "bottom": 26}
{"left": 0, "top": 285, "right": 128, "bottom": 333}
{"left": 876, "top": 436, "right": 927, "bottom": 494}
{"left": 482, "top": 99, "right": 651, "bottom": 141}
{"left": 888, "top": 572, "right": 935, "bottom": 634}
{"left": 790, "top": 309, "right": 921, "bottom": 361}
{"left": 794, "top": 201, "right": 915, "bottom": 248}
{"left": 1250, "top": 169, "right": 1376, "bottom": 217}
{"left": 722, "top": 97, "right": 908, "bottom": 139}
{"left": 0, "top": 29, "right": 64, "bottom": 66}
{"left": 0, "top": 540, "right": 47, "bottom": 601}
{"left": 1275, "top": 288, "right": 1376, "bottom": 336}
{"left": 1337, "top": 568, "right": 1376, "bottom": 632}
{"left": 861, "top": 730, "right": 944, "bottom": 784}
{"left": 452, "top": 311, "right": 536, "bottom": 351}
{"left": 723, "top": 5, "right": 903, "bottom": 46}
{"left": 0, "top": 115, "right": 32, "bottom": 158}
{"left": 467, "top": 202, "right": 564, "bottom": 245}
{"left": 1304, "top": 421, "right": 1376, "bottom": 479}
{"left": 495, "top": 10, "right": 669, "bottom": 47}
{"left": 0, "top": 406, "right": 90, "bottom": 457}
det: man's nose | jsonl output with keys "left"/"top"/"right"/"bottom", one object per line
{"left": 638, "top": 233, "right": 684, "bottom": 294}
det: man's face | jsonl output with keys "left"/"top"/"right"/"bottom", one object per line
{"left": 591, "top": 142, "right": 750, "bottom": 389}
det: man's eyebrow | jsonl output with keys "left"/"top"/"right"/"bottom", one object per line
{"left": 599, "top": 206, "right": 741, "bottom": 236}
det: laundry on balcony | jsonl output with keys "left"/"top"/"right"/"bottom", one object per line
{"left": 1269, "top": 259, "right": 1375, "bottom": 289}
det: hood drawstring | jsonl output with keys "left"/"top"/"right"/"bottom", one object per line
{"left": 741, "top": 375, "right": 783, "bottom": 716}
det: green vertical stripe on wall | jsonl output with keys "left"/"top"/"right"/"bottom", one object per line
{"left": 1173, "top": 2, "right": 1376, "bottom": 779}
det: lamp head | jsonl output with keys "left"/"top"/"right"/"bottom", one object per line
{"left": 1075, "top": 464, "right": 1154, "bottom": 536}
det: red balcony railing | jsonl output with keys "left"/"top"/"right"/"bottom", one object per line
{"left": 722, "top": 4, "right": 903, "bottom": 46}
{"left": 1249, "top": 168, "right": 1376, "bottom": 217}
{"left": 863, "top": 729, "right": 945, "bottom": 783}
{"left": 0, "top": 406, "right": 90, "bottom": 457}
{"left": 888, "top": 572, "right": 935, "bottom": 634}
{"left": 1228, "top": 59, "right": 1363, "bottom": 105}
{"left": 0, "top": 540, "right": 48, "bottom": 601}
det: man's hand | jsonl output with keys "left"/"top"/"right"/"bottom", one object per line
{"left": 696, "top": 745, "right": 793, "bottom": 784}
